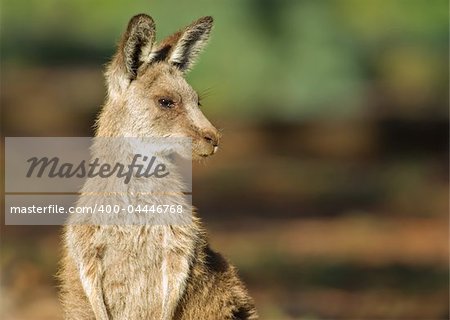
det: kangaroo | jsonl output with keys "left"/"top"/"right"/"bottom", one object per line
{"left": 58, "top": 14, "right": 258, "bottom": 320}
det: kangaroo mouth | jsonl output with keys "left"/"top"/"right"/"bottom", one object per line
{"left": 192, "top": 138, "right": 219, "bottom": 159}
{"left": 195, "top": 146, "right": 218, "bottom": 159}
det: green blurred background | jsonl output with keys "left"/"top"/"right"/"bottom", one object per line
{"left": 1, "top": 0, "right": 449, "bottom": 319}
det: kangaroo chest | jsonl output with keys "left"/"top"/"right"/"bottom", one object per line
{"left": 100, "top": 226, "right": 193, "bottom": 320}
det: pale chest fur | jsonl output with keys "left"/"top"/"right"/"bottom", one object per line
{"left": 66, "top": 142, "right": 197, "bottom": 319}
{"left": 97, "top": 225, "right": 195, "bottom": 319}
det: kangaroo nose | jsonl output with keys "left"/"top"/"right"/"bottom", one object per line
{"left": 203, "top": 131, "right": 220, "bottom": 155}
{"left": 203, "top": 132, "right": 219, "bottom": 146}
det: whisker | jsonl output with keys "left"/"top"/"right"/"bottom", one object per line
{"left": 198, "top": 86, "right": 216, "bottom": 101}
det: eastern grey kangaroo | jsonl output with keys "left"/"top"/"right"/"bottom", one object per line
{"left": 58, "top": 14, "right": 258, "bottom": 320}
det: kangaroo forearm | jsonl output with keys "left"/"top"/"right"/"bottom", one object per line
{"left": 65, "top": 226, "right": 109, "bottom": 320}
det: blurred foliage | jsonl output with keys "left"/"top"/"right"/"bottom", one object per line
{"left": 1, "top": 0, "right": 448, "bottom": 120}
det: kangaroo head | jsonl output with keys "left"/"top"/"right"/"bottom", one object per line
{"left": 102, "top": 14, "right": 220, "bottom": 159}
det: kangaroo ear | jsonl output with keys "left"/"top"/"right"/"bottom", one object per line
{"left": 122, "top": 14, "right": 156, "bottom": 78}
{"left": 113, "top": 14, "right": 156, "bottom": 81}
{"left": 150, "top": 16, "right": 213, "bottom": 72}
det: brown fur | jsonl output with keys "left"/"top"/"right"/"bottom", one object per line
{"left": 58, "top": 13, "right": 257, "bottom": 320}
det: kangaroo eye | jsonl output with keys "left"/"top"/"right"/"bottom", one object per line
{"left": 158, "top": 98, "right": 175, "bottom": 109}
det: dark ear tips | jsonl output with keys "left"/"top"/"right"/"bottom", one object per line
{"left": 192, "top": 16, "right": 214, "bottom": 32}
{"left": 198, "top": 16, "right": 214, "bottom": 24}
{"left": 127, "top": 14, "right": 155, "bottom": 32}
